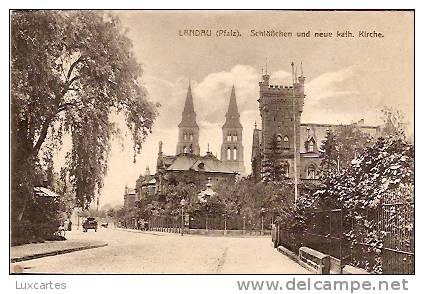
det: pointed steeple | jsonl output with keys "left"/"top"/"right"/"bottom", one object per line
{"left": 178, "top": 83, "right": 198, "bottom": 128}
{"left": 221, "top": 85, "right": 245, "bottom": 175}
{"left": 223, "top": 85, "right": 242, "bottom": 128}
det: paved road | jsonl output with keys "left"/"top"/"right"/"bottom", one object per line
{"left": 16, "top": 228, "right": 310, "bottom": 274}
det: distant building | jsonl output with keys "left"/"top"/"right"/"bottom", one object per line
{"left": 155, "top": 83, "right": 246, "bottom": 196}
{"left": 123, "top": 186, "right": 137, "bottom": 209}
{"left": 251, "top": 63, "right": 380, "bottom": 184}
{"left": 135, "top": 167, "right": 157, "bottom": 201}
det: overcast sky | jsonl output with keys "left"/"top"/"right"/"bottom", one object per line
{"left": 83, "top": 10, "right": 413, "bottom": 208}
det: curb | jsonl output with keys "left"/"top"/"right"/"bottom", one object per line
{"left": 276, "top": 245, "right": 369, "bottom": 274}
{"left": 277, "top": 245, "right": 315, "bottom": 273}
{"left": 113, "top": 228, "right": 164, "bottom": 236}
{"left": 11, "top": 242, "right": 108, "bottom": 263}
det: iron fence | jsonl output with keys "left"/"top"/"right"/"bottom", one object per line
{"left": 144, "top": 213, "right": 273, "bottom": 234}
{"left": 378, "top": 185, "right": 414, "bottom": 274}
{"left": 274, "top": 185, "right": 414, "bottom": 274}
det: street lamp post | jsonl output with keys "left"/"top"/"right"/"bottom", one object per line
{"left": 180, "top": 199, "right": 186, "bottom": 236}
{"left": 77, "top": 211, "right": 79, "bottom": 230}
{"left": 243, "top": 216, "right": 246, "bottom": 235}
{"left": 205, "top": 214, "right": 209, "bottom": 232}
{"left": 223, "top": 213, "right": 227, "bottom": 235}
{"left": 261, "top": 208, "right": 266, "bottom": 235}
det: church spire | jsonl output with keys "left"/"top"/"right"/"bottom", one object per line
{"left": 221, "top": 85, "right": 245, "bottom": 175}
{"left": 178, "top": 83, "right": 198, "bottom": 127}
{"left": 223, "top": 85, "right": 242, "bottom": 128}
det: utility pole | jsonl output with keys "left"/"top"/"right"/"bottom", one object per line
{"left": 291, "top": 62, "right": 299, "bottom": 204}
{"left": 96, "top": 196, "right": 99, "bottom": 216}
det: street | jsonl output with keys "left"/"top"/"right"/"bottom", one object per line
{"left": 16, "top": 227, "right": 310, "bottom": 274}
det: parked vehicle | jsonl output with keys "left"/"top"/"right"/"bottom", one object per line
{"left": 101, "top": 222, "right": 108, "bottom": 228}
{"left": 82, "top": 217, "right": 98, "bottom": 232}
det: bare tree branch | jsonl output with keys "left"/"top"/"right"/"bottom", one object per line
{"left": 33, "top": 102, "right": 76, "bottom": 155}
{"left": 66, "top": 56, "right": 82, "bottom": 81}
{"left": 33, "top": 116, "right": 54, "bottom": 155}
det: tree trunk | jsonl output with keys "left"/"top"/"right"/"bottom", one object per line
{"left": 11, "top": 115, "right": 37, "bottom": 225}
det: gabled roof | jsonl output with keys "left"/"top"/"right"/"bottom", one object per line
{"left": 165, "top": 154, "right": 237, "bottom": 174}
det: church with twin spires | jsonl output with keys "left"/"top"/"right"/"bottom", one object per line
{"left": 155, "top": 83, "right": 246, "bottom": 186}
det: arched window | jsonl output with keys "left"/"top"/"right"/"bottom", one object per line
{"left": 307, "top": 165, "right": 316, "bottom": 179}
{"left": 233, "top": 147, "right": 237, "bottom": 160}
{"left": 283, "top": 136, "right": 289, "bottom": 149}
{"left": 189, "top": 133, "right": 193, "bottom": 141}
{"left": 227, "top": 133, "right": 232, "bottom": 142}
{"left": 183, "top": 133, "right": 187, "bottom": 141}
{"left": 183, "top": 146, "right": 188, "bottom": 154}
{"left": 233, "top": 134, "right": 238, "bottom": 142}
{"left": 227, "top": 147, "right": 231, "bottom": 160}
{"left": 282, "top": 162, "right": 290, "bottom": 177}
{"left": 308, "top": 140, "right": 314, "bottom": 152}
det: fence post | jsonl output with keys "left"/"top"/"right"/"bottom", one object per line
{"left": 340, "top": 207, "right": 343, "bottom": 274}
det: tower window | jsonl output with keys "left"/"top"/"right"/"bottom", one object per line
{"left": 283, "top": 136, "right": 289, "bottom": 149}
{"left": 189, "top": 133, "right": 193, "bottom": 141}
{"left": 276, "top": 134, "right": 283, "bottom": 150}
{"left": 183, "top": 133, "right": 187, "bottom": 141}
{"left": 233, "top": 147, "right": 237, "bottom": 160}
{"left": 282, "top": 162, "right": 290, "bottom": 177}
{"left": 307, "top": 165, "right": 316, "bottom": 179}
{"left": 227, "top": 134, "right": 231, "bottom": 142}
{"left": 233, "top": 134, "right": 238, "bottom": 142}
{"left": 308, "top": 140, "right": 314, "bottom": 152}
{"left": 227, "top": 147, "right": 231, "bottom": 160}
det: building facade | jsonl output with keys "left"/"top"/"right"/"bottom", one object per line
{"left": 154, "top": 84, "right": 246, "bottom": 198}
{"left": 123, "top": 186, "right": 137, "bottom": 209}
{"left": 251, "top": 64, "right": 380, "bottom": 183}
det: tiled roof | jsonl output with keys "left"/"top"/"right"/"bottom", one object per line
{"left": 254, "top": 121, "right": 379, "bottom": 154}
{"left": 299, "top": 122, "right": 379, "bottom": 153}
{"left": 165, "top": 154, "right": 237, "bottom": 174}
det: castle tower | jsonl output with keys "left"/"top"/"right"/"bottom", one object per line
{"left": 220, "top": 85, "right": 246, "bottom": 174}
{"left": 176, "top": 83, "right": 200, "bottom": 155}
{"left": 258, "top": 63, "right": 305, "bottom": 182}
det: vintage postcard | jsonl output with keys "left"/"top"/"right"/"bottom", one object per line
{"left": 10, "top": 9, "right": 414, "bottom": 281}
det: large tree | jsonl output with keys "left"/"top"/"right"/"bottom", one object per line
{"left": 380, "top": 106, "right": 409, "bottom": 141}
{"left": 11, "top": 11, "right": 158, "bottom": 228}
{"left": 262, "top": 134, "right": 285, "bottom": 182}
{"left": 319, "top": 124, "right": 371, "bottom": 180}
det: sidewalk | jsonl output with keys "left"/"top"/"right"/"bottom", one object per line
{"left": 11, "top": 239, "right": 108, "bottom": 263}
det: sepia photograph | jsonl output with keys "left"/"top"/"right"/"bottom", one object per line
{"left": 9, "top": 9, "right": 414, "bottom": 277}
